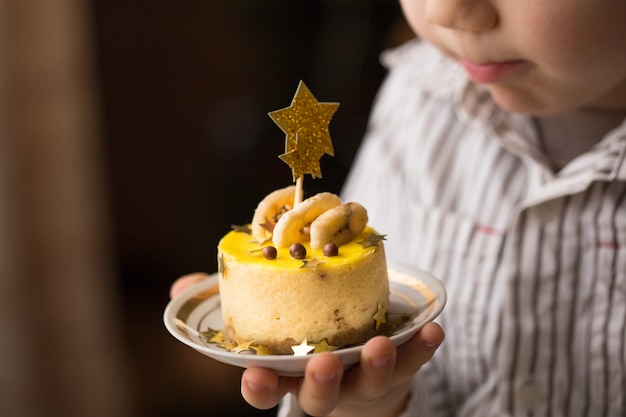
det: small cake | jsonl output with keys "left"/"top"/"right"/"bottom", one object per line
{"left": 216, "top": 81, "right": 389, "bottom": 354}
{"left": 217, "top": 187, "right": 389, "bottom": 354}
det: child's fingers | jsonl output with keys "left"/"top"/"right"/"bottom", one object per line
{"left": 340, "top": 336, "right": 397, "bottom": 404}
{"left": 297, "top": 352, "right": 344, "bottom": 416}
{"left": 241, "top": 367, "right": 299, "bottom": 410}
{"left": 169, "top": 272, "right": 209, "bottom": 299}
{"left": 392, "top": 322, "right": 445, "bottom": 385}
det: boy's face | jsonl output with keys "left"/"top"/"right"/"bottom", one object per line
{"left": 400, "top": 0, "right": 626, "bottom": 115}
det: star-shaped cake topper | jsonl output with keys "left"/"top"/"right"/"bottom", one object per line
{"left": 268, "top": 81, "right": 339, "bottom": 181}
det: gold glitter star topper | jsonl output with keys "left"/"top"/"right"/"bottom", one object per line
{"left": 269, "top": 81, "right": 339, "bottom": 205}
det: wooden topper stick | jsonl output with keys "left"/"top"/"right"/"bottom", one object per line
{"left": 294, "top": 176, "right": 304, "bottom": 206}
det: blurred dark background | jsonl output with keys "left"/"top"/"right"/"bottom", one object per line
{"left": 0, "top": 1, "right": 412, "bottom": 416}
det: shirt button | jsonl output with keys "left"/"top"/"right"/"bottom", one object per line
{"left": 517, "top": 379, "right": 544, "bottom": 410}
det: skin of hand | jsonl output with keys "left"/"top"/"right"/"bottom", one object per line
{"left": 170, "top": 273, "right": 445, "bottom": 417}
{"left": 169, "top": 272, "right": 210, "bottom": 299}
{"left": 241, "top": 324, "right": 444, "bottom": 417}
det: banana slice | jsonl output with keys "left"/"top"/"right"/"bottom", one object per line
{"left": 309, "top": 202, "right": 368, "bottom": 249}
{"left": 251, "top": 185, "right": 296, "bottom": 242}
{"left": 272, "top": 192, "right": 342, "bottom": 248}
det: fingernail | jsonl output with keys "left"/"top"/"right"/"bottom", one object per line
{"left": 313, "top": 371, "right": 338, "bottom": 384}
{"left": 245, "top": 381, "right": 268, "bottom": 392}
{"left": 370, "top": 355, "right": 391, "bottom": 368}
{"left": 422, "top": 340, "right": 440, "bottom": 348}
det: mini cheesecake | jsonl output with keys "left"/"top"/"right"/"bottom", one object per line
{"left": 217, "top": 226, "right": 389, "bottom": 354}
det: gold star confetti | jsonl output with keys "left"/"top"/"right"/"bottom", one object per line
{"left": 222, "top": 340, "right": 238, "bottom": 351}
{"left": 268, "top": 81, "right": 339, "bottom": 180}
{"left": 200, "top": 327, "right": 220, "bottom": 341}
{"left": 248, "top": 248, "right": 264, "bottom": 255}
{"left": 300, "top": 257, "right": 324, "bottom": 270}
{"left": 259, "top": 217, "right": 275, "bottom": 233}
{"left": 358, "top": 233, "right": 387, "bottom": 249}
{"left": 208, "top": 330, "right": 226, "bottom": 345}
{"left": 311, "top": 339, "right": 337, "bottom": 353}
{"left": 291, "top": 339, "right": 315, "bottom": 356}
{"left": 200, "top": 327, "right": 280, "bottom": 355}
{"left": 218, "top": 253, "right": 226, "bottom": 275}
{"left": 380, "top": 313, "right": 412, "bottom": 336}
{"left": 231, "top": 224, "right": 252, "bottom": 234}
{"left": 231, "top": 340, "right": 256, "bottom": 354}
{"left": 372, "top": 302, "right": 388, "bottom": 330}
{"left": 251, "top": 345, "right": 273, "bottom": 356}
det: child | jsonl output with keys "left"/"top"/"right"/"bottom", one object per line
{"left": 173, "top": 0, "right": 626, "bottom": 415}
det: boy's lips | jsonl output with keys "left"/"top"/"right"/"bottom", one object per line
{"left": 460, "top": 59, "right": 525, "bottom": 84}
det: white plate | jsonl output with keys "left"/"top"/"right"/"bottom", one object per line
{"left": 163, "top": 265, "right": 446, "bottom": 377}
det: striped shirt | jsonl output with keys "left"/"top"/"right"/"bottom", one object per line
{"left": 280, "top": 39, "right": 626, "bottom": 417}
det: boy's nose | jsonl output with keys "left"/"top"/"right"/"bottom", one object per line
{"left": 425, "top": 0, "right": 498, "bottom": 32}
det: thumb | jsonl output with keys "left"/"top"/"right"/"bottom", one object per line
{"left": 169, "top": 272, "right": 209, "bottom": 299}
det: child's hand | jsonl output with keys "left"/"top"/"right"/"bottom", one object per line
{"left": 169, "top": 273, "right": 444, "bottom": 417}
{"left": 242, "top": 323, "right": 444, "bottom": 417}
{"left": 169, "top": 272, "right": 210, "bottom": 299}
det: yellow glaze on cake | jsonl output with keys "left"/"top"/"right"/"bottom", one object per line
{"left": 218, "top": 226, "right": 389, "bottom": 354}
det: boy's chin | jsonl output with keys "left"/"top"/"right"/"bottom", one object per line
{"left": 487, "top": 86, "right": 574, "bottom": 116}
{"left": 487, "top": 83, "right": 626, "bottom": 115}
